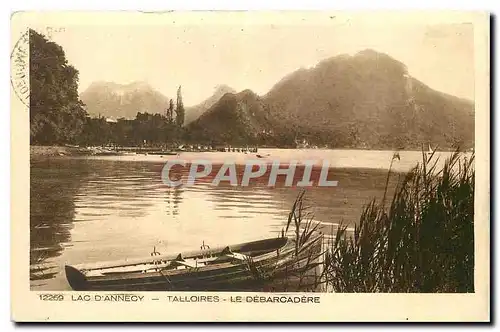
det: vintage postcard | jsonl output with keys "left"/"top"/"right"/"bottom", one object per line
{"left": 11, "top": 11, "right": 490, "bottom": 322}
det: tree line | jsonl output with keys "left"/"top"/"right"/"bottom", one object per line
{"left": 79, "top": 113, "right": 185, "bottom": 147}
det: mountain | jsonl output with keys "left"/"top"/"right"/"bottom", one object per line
{"left": 185, "top": 85, "right": 236, "bottom": 124}
{"left": 188, "top": 50, "right": 474, "bottom": 149}
{"left": 263, "top": 49, "right": 474, "bottom": 149}
{"left": 80, "top": 81, "right": 170, "bottom": 119}
{"left": 187, "top": 90, "right": 278, "bottom": 145}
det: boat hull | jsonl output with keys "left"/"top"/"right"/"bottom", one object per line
{"left": 65, "top": 235, "right": 324, "bottom": 291}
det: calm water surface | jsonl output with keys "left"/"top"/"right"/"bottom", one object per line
{"left": 30, "top": 149, "right": 464, "bottom": 290}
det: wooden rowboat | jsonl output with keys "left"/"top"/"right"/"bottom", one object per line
{"left": 65, "top": 234, "right": 324, "bottom": 291}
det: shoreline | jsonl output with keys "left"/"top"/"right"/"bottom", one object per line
{"left": 30, "top": 145, "right": 471, "bottom": 158}
{"left": 30, "top": 145, "right": 91, "bottom": 158}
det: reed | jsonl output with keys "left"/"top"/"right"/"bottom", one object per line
{"left": 244, "top": 190, "right": 327, "bottom": 292}
{"left": 325, "top": 150, "right": 475, "bottom": 292}
{"left": 246, "top": 150, "right": 474, "bottom": 293}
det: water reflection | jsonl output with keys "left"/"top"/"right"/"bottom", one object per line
{"left": 30, "top": 156, "right": 399, "bottom": 290}
{"left": 30, "top": 158, "right": 91, "bottom": 281}
{"left": 164, "top": 187, "right": 182, "bottom": 216}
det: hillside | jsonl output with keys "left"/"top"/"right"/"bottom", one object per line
{"left": 263, "top": 49, "right": 474, "bottom": 149}
{"left": 187, "top": 90, "right": 278, "bottom": 145}
{"left": 186, "top": 50, "right": 474, "bottom": 149}
{"left": 185, "top": 85, "right": 236, "bottom": 124}
{"left": 80, "top": 81, "right": 170, "bottom": 119}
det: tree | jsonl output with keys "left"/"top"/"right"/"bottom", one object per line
{"left": 78, "top": 116, "right": 111, "bottom": 146}
{"left": 29, "top": 29, "right": 87, "bottom": 144}
{"left": 175, "top": 86, "right": 185, "bottom": 127}
{"left": 166, "top": 99, "right": 175, "bottom": 123}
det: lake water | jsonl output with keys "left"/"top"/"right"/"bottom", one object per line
{"left": 30, "top": 148, "right": 466, "bottom": 290}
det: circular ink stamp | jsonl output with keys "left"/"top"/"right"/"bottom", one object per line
{"left": 10, "top": 29, "right": 30, "bottom": 107}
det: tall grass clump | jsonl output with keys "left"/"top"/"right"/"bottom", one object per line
{"left": 325, "top": 151, "right": 474, "bottom": 292}
{"left": 244, "top": 191, "right": 326, "bottom": 292}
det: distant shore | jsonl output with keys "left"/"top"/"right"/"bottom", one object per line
{"left": 30, "top": 145, "right": 472, "bottom": 159}
{"left": 30, "top": 145, "right": 90, "bottom": 158}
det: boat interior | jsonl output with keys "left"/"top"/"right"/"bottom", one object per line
{"left": 83, "top": 237, "right": 289, "bottom": 277}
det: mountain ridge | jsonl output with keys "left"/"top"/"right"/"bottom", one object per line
{"left": 80, "top": 81, "right": 170, "bottom": 119}
{"left": 185, "top": 85, "right": 236, "bottom": 124}
{"left": 189, "top": 49, "right": 474, "bottom": 149}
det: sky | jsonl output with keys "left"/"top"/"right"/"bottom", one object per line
{"left": 35, "top": 15, "right": 474, "bottom": 106}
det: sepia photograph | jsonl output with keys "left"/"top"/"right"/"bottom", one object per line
{"left": 11, "top": 11, "right": 490, "bottom": 321}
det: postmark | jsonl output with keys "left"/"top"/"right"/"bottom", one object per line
{"left": 10, "top": 29, "right": 30, "bottom": 107}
